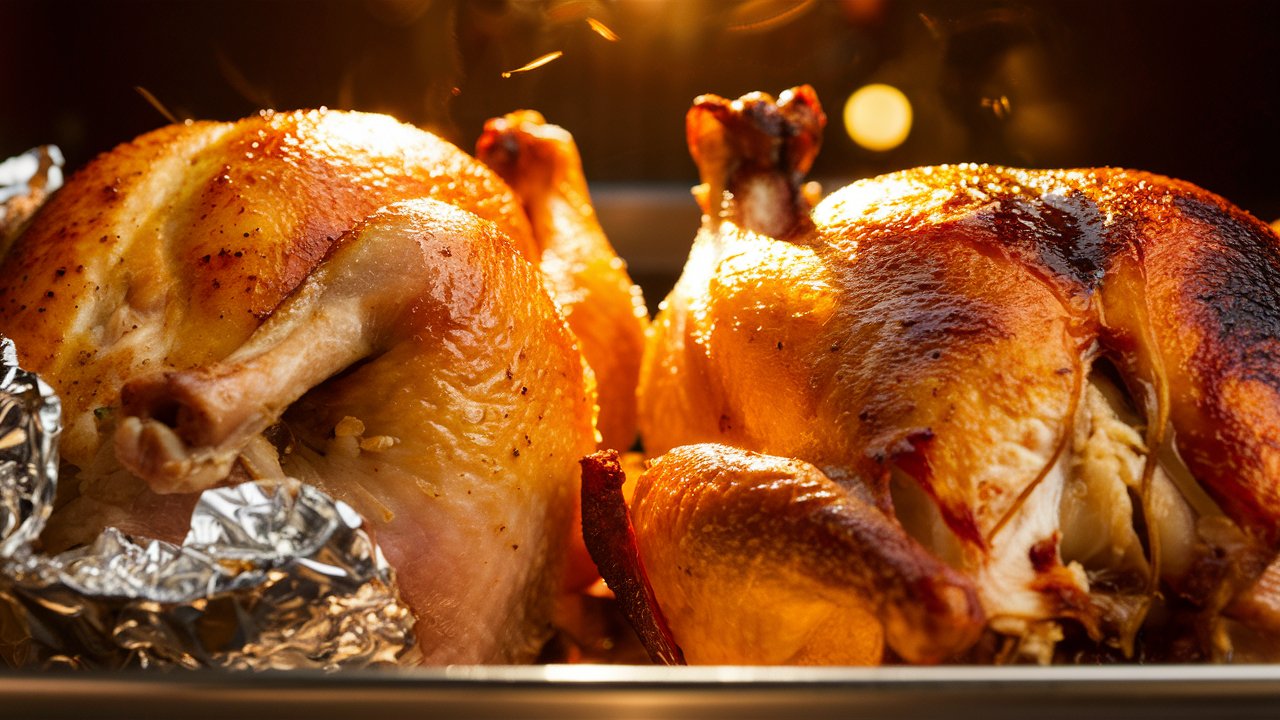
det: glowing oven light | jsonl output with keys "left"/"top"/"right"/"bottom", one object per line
{"left": 843, "top": 83, "right": 912, "bottom": 152}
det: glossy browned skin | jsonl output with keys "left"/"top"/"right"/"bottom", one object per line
{"left": 809, "top": 165, "right": 1280, "bottom": 546}
{"left": 0, "top": 112, "right": 598, "bottom": 663}
{"left": 119, "top": 200, "right": 596, "bottom": 663}
{"left": 635, "top": 87, "right": 1280, "bottom": 663}
{"left": 632, "top": 444, "right": 982, "bottom": 664}
{"left": 476, "top": 111, "right": 648, "bottom": 452}
{"left": 0, "top": 109, "right": 536, "bottom": 470}
{"left": 579, "top": 450, "right": 686, "bottom": 665}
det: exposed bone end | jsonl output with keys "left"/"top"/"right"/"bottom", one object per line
{"left": 687, "top": 86, "right": 825, "bottom": 184}
{"left": 113, "top": 367, "right": 264, "bottom": 493}
{"left": 114, "top": 416, "right": 238, "bottom": 494}
{"left": 684, "top": 86, "right": 825, "bottom": 238}
{"left": 119, "top": 369, "right": 253, "bottom": 449}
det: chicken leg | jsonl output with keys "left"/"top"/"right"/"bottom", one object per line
{"left": 625, "top": 444, "right": 982, "bottom": 664}
{"left": 115, "top": 199, "right": 596, "bottom": 662}
{"left": 0, "top": 110, "right": 608, "bottom": 663}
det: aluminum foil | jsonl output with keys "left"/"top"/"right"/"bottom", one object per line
{"left": 0, "top": 339, "right": 60, "bottom": 561}
{"left": 0, "top": 338, "right": 416, "bottom": 670}
{"left": 0, "top": 145, "right": 63, "bottom": 242}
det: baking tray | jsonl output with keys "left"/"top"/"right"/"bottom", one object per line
{"left": 2, "top": 665, "right": 1280, "bottom": 720}
{"left": 4, "top": 188, "right": 1279, "bottom": 719}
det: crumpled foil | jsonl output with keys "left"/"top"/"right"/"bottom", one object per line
{"left": 0, "top": 145, "right": 63, "bottom": 242}
{"left": 0, "top": 339, "right": 60, "bottom": 561}
{"left": 0, "top": 337, "right": 416, "bottom": 670}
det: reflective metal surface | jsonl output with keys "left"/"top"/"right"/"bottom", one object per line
{"left": 3, "top": 665, "right": 1280, "bottom": 720}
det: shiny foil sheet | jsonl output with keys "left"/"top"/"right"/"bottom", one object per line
{"left": 0, "top": 337, "right": 415, "bottom": 669}
{"left": 0, "top": 145, "right": 63, "bottom": 242}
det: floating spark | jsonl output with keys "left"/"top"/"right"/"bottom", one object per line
{"left": 502, "top": 51, "right": 565, "bottom": 79}
{"left": 587, "top": 17, "right": 620, "bottom": 41}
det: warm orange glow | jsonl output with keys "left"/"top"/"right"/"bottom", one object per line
{"left": 727, "top": 0, "right": 815, "bottom": 33}
{"left": 843, "top": 83, "right": 912, "bottom": 152}
{"left": 982, "top": 95, "right": 1012, "bottom": 119}
{"left": 586, "top": 17, "right": 620, "bottom": 41}
{"left": 501, "top": 51, "right": 564, "bottom": 79}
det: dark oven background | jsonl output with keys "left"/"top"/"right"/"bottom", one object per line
{"left": 2, "top": 0, "right": 1278, "bottom": 304}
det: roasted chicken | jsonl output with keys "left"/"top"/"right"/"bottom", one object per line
{"left": 595, "top": 87, "right": 1280, "bottom": 664}
{"left": 0, "top": 109, "right": 639, "bottom": 663}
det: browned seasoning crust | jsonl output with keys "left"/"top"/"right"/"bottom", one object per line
{"left": 0, "top": 109, "right": 536, "bottom": 469}
{"left": 630, "top": 444, "right": 983, "bottom": 664}
{"left": 579, "top": 450, "right": 685, "bottom": 665}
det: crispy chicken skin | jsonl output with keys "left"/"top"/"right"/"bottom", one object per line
{"left": 630, "top": 444, "right": 982, "bottom": 664}
{"left": 626, "top": 87, "right": 1280, "bottom": 663}
{"left": 0, "top": 110, "right": 600, "bottom": 663}
{"left": 117, "top": 200, "right": 596, "bottom": 663}
{"left": 0, "top": 110, "right": 536, "bottom": 471}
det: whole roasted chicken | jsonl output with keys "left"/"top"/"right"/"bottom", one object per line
{"left": 0, "top": 108, "right": 643, "bottom": 663}
{"left": 588, "top": 87, "right": 1280, "bottom": 665}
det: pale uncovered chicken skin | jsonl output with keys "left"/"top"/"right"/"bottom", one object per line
{"left": 598, "top": 87, "right": 1280, "bottom": 664}
{"left": 0, "top": 109, "right": 610, "bottom": 663}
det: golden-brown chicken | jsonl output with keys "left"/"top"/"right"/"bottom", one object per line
{"left": 616, "top": 87, "right": 1280, "bottom": 664}
{"left": 1, "top": 110, "right": 537, "bottom": 473}
{"left": 0, "top": 109, "right": 602, "bottom": 663}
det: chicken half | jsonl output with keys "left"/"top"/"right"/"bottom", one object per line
{"left": 0, "top": 109, "right": 627, "bottom": 663}
{"left": 601, "top": 87, "right": 1280, "bottom": 664}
